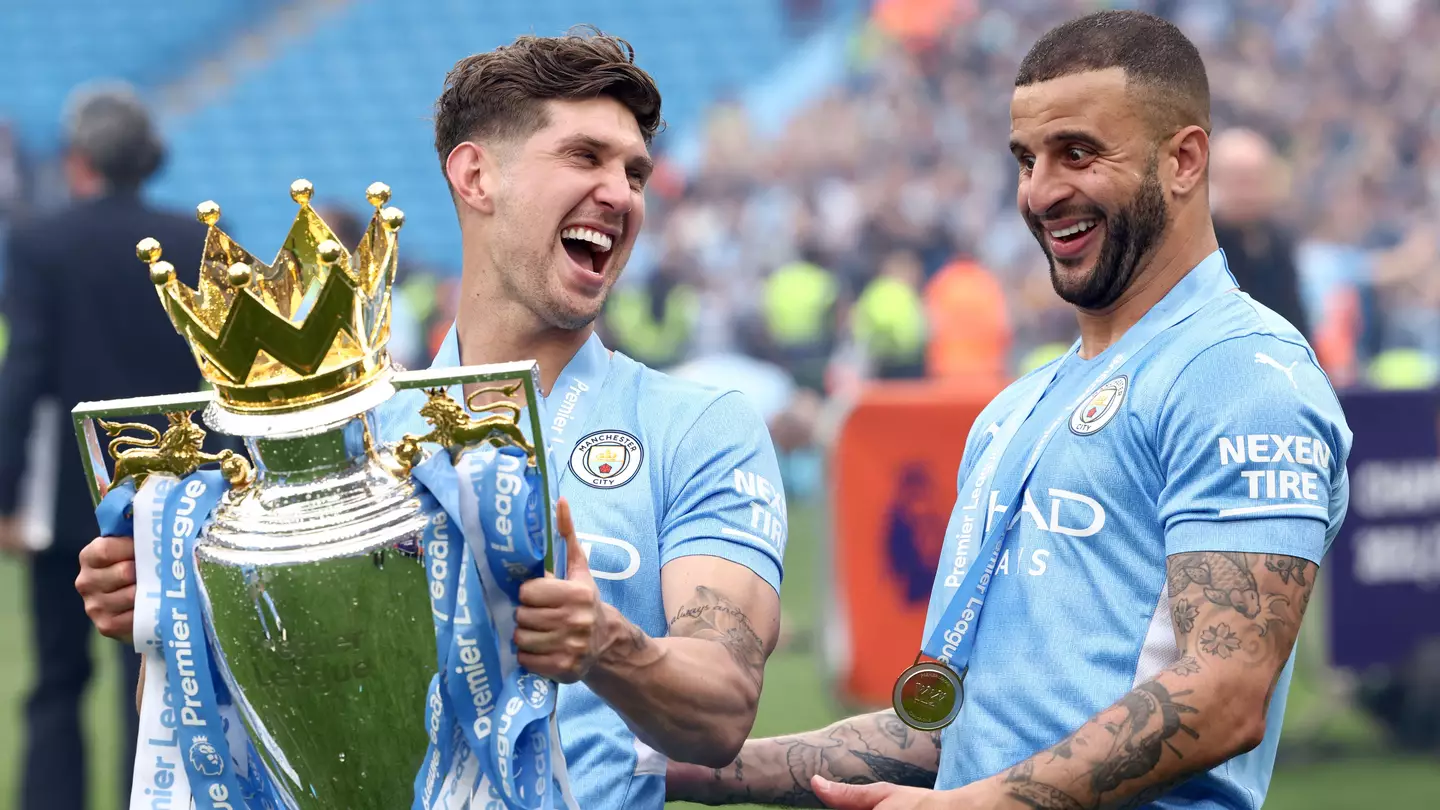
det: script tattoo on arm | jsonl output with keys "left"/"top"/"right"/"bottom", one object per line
{"left": 992, "top": 551, "right": 1317, "bottom": 810}
{"left": 668, "top": 585, "right": 767, "bottom": 689}
{"left": 693, "top": 710, "right": 942, "bottom": 806}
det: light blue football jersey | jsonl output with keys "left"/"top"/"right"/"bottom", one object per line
{"left": 377, "top": 327, "right": 787, "bottom": 810}
{"left": 931, "top": 250, "right": 1352, "bottom": 809}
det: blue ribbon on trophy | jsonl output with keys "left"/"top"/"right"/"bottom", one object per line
{"left": 99, "top": 473, "right": 286, "bottom": 810}
{"left": 408, "top": 438, "right": 574, "bottom": 810}
{"left": 73, "top": 179, "right": 577, "bottom": 810}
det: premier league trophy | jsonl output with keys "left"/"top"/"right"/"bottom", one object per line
{"left": 73, "top": 180, "right": 576, "bottom": 810}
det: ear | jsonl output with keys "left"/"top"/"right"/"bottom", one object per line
{"left": 1167, "top": 125, "right": 1209, "bottom": 198}
{"left": 445, "top": 140, "right": 497, "bottom": 215}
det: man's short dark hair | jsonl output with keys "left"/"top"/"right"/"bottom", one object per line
{"left": 433, "top": 25, "right": 663, "bottom": 178}
{"left": 1015, "top": 10, "right": 1210, "bottom": 138}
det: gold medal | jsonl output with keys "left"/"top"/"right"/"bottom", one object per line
{"left": 892, "top": 660, "right": 963, "bottom": 731}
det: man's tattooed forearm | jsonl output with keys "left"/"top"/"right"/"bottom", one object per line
{"left": 877, "top": 712, "right": 943, "bottom": 754}
{"left": 852, "top": 750, "right": 941, "bottom": 787}
{"left": 1001, "top": 682, "right": 1200, "bottom": 809}
{"left": 1004, "top": 760, "right": 1086, "bottom": 809}
{"left": 669, "top": 585, "right": 766, "bottom": 687}
{"left": 699, "top": 711, "right": 939, "bottom": 806}
{"left": 1008, "top": 783, "right": 1087, "bottom": 810}
{"left": 1088, "top": 683, "right": 1199, "bottom": 794}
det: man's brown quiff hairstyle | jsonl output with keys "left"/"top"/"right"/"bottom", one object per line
{"left": 433, "top": 25, "right": 663, "bottom": 179}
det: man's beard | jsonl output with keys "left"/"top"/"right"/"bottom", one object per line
{"left": 1034, "top": 158, "right": 1168, "bottom": 310}
{"left": 493, "top": 224, "right": 606, "bottom": 331}
{"left": 506, "top": 262, "right": 604, "bottom": 331}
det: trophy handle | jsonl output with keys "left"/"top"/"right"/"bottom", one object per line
{"left": 391, "top": 360, "right": 557, "bottom": 573}
{"left": 71, "top": 390, "right": 230, "bottom": 507}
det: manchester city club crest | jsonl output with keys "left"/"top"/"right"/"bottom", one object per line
{"left": 570, "top": 430, "right": 643, "bottom": 488}
{"left": 1070, "top": 375, "right": 1128, "bottom": 436}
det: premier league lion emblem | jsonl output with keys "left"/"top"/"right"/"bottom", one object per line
{"left": 189, "top": 736, "right": 225, "bottom": 777}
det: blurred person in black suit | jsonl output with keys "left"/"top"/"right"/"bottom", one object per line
{"left": 0, "top": 82, "right": 205, "bottom": 809}
{"left": 1211, "top": 127, "right": 1312, "bottom": 339}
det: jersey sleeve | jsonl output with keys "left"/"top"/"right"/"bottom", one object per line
{"left": 1156, "top": 334, "right": 1352, "bottom": 565}
{"left": 956, "top": 399, "right": 1003, "bottom": 486}
{"left": 659, "top": 391, "right": 787, "bottom": 594}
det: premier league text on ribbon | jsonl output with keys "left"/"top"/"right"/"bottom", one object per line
{"left": 454, "top": 585, "right": 498, "bottom": 744}
{"left": 165, "top": 478, "right": 210, "bottom": 732}
{"left": 139, "top": 479, "right": 193, "bottom": 808}
{"left": 943, "top": 453, "right": 1001, "bottom": 590}
{"left": 488, "top": 450, "right": 527, "bottom": 561}
{"left": 936, "top": 549, "right": 1001, "bottom": 666}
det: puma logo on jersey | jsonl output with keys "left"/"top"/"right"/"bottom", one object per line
{"left": 1254, "top": 352, "right": 1297, "bottom": 389}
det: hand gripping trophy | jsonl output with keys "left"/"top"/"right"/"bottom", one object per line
{"left": 73, "top": 180, "right": 578, "bottom": 810}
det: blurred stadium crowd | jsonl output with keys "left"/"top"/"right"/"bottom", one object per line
{"left": 2, "top": 0, "right": 1439, "bottom": 406}
{"left": 596, "top": 0, "right": 1440, "bottom": 401}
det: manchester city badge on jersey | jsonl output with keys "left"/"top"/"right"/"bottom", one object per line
{"left": 1070, "top": 375, "right": 1128, "bottom": 436}
{"left": 570, "top": 430, "right": 644, "bottom": 488}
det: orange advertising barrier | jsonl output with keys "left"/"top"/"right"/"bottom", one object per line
{"left": 824, "top": 380, "right": 1002, "bottom": 708}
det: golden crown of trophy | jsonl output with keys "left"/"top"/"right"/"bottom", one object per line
{"left": 74, "top": 180, "right": 561, "bottom": 810}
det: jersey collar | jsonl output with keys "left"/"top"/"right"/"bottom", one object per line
{"left": 424, "top": 322, "right": 609, "bottom": 406}
{"left": 1180, "top": 248, "right": 1239, "bottom": 302}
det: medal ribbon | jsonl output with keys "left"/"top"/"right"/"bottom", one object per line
{"left": 920, "top": 255, "right": 1239, "bottom": 676}
{"left": 538, "top": 332, "right": 612, "bottom": 486}
{"left": 411, "top": 452, "right": 507, "bottom": 810}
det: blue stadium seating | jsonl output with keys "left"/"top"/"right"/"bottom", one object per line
{"left": 0, "top": 0, "right": 273, "bottom": 150}
{"left": 146, "top": 0, "right": 800, "bottom": 273}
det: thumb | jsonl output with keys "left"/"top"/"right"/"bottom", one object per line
{"left": 558, "top": 498, "right": 592, "bottom": 583}
{"left": 811, "top": 776, "right": 898, "bottom": 810}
